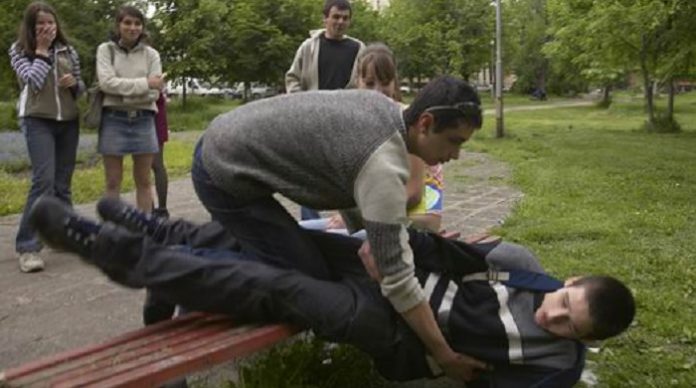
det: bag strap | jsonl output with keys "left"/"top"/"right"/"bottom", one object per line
{"left": 460, "top": 269, "right": 564, "bottom": 292}
{"left": 109, "top": 44, "right": 115, "bottom": 65}
{"left": 90, "top": 44, "right": 116, "bottom": 90}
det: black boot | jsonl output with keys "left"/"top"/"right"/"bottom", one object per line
{"left": 97, "top": 197, "right": 165, "bottom": 235}
{"left": 28, "top": 195, "right": 100, "bottom": 260}
{"left": 143, "top": 289, "right": 177, "bottom": 325}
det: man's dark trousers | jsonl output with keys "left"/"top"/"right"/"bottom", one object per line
{"left": 191, "top": 139, "right": 329, "bottom": 279}
{"left": 95, "top": 217, "right": 435, "bottom": 380}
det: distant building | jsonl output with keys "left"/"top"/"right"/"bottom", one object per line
{"left": 367, "top": 0, "right": 390, "bottom": 11}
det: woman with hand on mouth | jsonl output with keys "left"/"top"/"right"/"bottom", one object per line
{"left": 9, "top": 1, "right": 85, "bottom": 273}
{"left": 95, "top": 5, "right": 164, "bottom": 215}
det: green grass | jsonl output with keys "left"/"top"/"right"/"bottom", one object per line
{"left": 0, "top": 91, "right": 545, "bottom": 215}
{"left": 0, "top": 101, "right": 18, "bottom": 131}
{"left": 0, "top": 135, "right": 197, "bottom": 216}
{"left": 400, "top": 91, "right": 579, "bottom": 107}
{"left": 0, "top": 96, "right": 238, "bottom": 216}
{"left": 227, "top": 337, "right": 388, "bottom": 388}
{"left": 165, "top": 96, "right": 240, "bottom": 132}
{"left": 465, "top": 92, "right": 696, "bottom": 386}
{"left": 0, "top": 96, "right": 240, "bottom": 133}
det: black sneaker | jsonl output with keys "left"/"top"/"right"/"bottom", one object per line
{"left": 97, "top": 197, "right": 163, "bottom": 235}
{"left": 28, "top": 195, "right": 100, "bottom": 259}
{"left": 151, "top": 207, "right": 170, "bottom": 219}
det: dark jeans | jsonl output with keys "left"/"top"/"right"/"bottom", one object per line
{"left": 142, "top": 219, "right": 243, "bottom": 325}
{"left": 300, "top": 206, "right": 321, "bottom": 220}
{"left": 90, "top": 220, "right": 432, "bottom": 380}
{"left": 191, "top": 140, "right": 329, "bottom": 279}
{"left": 16, "top": 117, "right": 79, "bottom": 253}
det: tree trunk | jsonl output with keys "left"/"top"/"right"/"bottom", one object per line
{"left": 639, "top": 34, "right": 655, "bottom": 128}
{"left": 644, "top": 77, "right": 655, "bottom": 127}
{"left": 243, "top": 81, "right": 250, "bottom": 102}
{"left": 602, "top": 85, "right": 612, "bottom": 105}
{"left": 182, "top": 77, "right": 188, "bottom": 109}
{"left": 536, "top": 56, "right": 549, "bottom": 97}
{"left": 667, "top": 77, "right": 675, "bottom": 121}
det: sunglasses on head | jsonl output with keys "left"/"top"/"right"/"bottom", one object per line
{"left": 424, "top": 102, "right": 481, "bottom": 118}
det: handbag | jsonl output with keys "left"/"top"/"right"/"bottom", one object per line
{"left": 83, "top": 45, "right": 114, "bottom": 129}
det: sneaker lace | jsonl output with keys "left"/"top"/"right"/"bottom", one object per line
{"left": 64, "top": 217, "right": 99, "bottom": 246}
{"left": 122, "top": 209, "right": 151, "bottom": 231}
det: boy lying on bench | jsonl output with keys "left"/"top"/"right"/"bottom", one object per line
{"left": 29, "top": 196, "right": 635, "bottom": 388}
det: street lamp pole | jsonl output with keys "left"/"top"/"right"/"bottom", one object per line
{"left": 495, "top": 0, "right": 504, "bottom": 138}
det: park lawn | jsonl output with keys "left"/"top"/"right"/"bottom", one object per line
{"left": 0, "top": 96, "right": 238, "bottom": 216}
{"left": 465, "top": 92, "right": 696, "bottom": 387}
{"left": 0, "top": 137, "right": 197, "bottom": 216}
{"left": 0, "top": 93, "right": 559, "bottom": 216}
{"left": 165, "top": 96, "right": 241, "bottom": 132}
{"left": 402, "top": 90, "right": 578, "bottom": 107}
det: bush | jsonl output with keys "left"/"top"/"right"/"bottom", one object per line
{"left": 643, "top": 113, "right": 682, "bottom": 133}
{"left": 166, "top": 96, "right": 240, "bottom": 132}
{"left": 229, "top": 337, "right": 389, "bottom": 388}
{"left": 0, "top": 102, "right": 19, "bottom": 131}
{"left": 595, "top": 96, "right": 612, "bottom": 109}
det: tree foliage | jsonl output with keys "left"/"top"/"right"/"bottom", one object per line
{"left": 382, "top": 0, "right": 492, "bottom": 84}
{"left": 2, "top": 0, "right": 695, "bottom": 131}
{"left": 542, "top": 0, "right": 696, "bottom": 128}
{"left": 0, "top": 0, "right": 135, "bottom": 100}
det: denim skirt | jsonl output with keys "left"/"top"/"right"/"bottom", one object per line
{"left": 98, "top": 108, "right": 158, "bottom": 155}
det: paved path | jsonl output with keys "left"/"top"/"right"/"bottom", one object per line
{"left": 482, "top": 99, "right": 594, "bottom": 115}
{"left": 0, "top": 152, "right": 522, "bottom": 385}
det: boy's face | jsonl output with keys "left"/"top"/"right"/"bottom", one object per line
{"left": 324, "top": 6, "right": 351, "bottom": 39}
{"left": 534, "top": 280, "right": 593, "bottom": 340}
{"left": 409, "top": 115, "right": 475, "bottom": 166}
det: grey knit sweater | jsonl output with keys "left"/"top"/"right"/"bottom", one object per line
{"left": 202, "top": 90, "right": 424, "bottom": 312}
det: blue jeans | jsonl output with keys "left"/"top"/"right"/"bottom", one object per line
{"left": 191, "top": 140, "right": 329, "bottom": 279}
{"left": 16, "top": 117, "right": 79, "bottom": 253}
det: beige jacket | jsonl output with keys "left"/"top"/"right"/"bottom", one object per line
{"left": 285, "top": 29, "right": 365, "bottom": 93}
{"left": 96, "top": 41, "right": 161, "bottom": 111}
{"left": 10, "top": 42, "right": 84, "bottom": 121}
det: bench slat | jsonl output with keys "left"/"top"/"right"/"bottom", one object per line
{"left": 47, "top": 320, "right": 240, "bottom": 386}
{"left": 1, "top": 313, "right": 300, "bottom": 388}
{"left": 91, "top": 324, "right": 300, "bottom": 388}
{"left": 3, "top": 313, "right": 210, "bottom": 381}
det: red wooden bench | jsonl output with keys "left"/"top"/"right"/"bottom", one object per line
{"left": 0, "top": 313, "right": 300, "bottom": 388}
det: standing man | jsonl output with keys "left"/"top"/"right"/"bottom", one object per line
{"left": 285, "top": 0, "right": 365, "bottom": 94}
{"left": 286, "top": 0, "right": 366, "bottom": 220}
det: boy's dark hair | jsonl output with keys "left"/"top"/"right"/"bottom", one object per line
{"left": 403, "top": 76, "right": 483, "bottom": 133}
{"left": 573, "top": 276, "right": 635, "bottom": 340}
{"left": 323, "top": 0, "right": 352, "bottom": 17}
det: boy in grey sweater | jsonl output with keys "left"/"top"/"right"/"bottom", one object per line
{"left": 192, "top": 76, "right": 485, "bottom": 381}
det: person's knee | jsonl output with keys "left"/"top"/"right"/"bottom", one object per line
{"left": 104, "top": 175, "right": 122, "bottom": 192}
{"left": 134, "top": 176, "right": 152, "bottom": 190}
{"left": 133, "top": 158, "right": 154, "bottom": 188}
{"left": 104, "top": 165, "right": 123, "bottom": 192}
{"left": 29, "top": 174, "right": 54, "bottom": 195}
